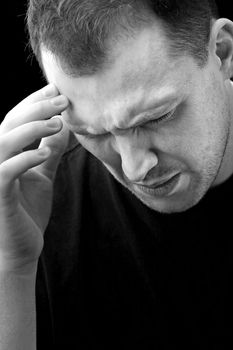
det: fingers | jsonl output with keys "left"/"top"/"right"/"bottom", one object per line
{"left": 0, "top": 118, "right": 63, "bottom": 163}
{"left": 1, "top": 94, "right": 69, "bottom": 134}
{"left": 0, "top": 84, "right": 70, "bottom": 193}
{"left": 0, "top": 147, "right": 52, "bottom": 197}
{"left": 8, "top": 83, "right": 59, "bottom": 112}
{"left": 34, "top": 115, "right": 71, "bottom": 183}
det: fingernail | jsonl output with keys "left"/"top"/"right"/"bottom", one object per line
{"left": 43, "top": 84, "right": 57, "bottom": 97}
{"left": 38, "top": 147, "right": 51, "bottom": 157}
{"left": 46, "top": 118, "right": 62, "bottom": 129}
{"left": 51, "top": 95, "right": 68, "bottom": 107}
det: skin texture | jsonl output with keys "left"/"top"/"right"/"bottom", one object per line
{"left": 41, "top": 17, "right": 233, "bottom": 213}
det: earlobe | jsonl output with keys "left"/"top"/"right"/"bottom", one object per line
{"left": 211, "top": 18, "right": 233, "bottom": 80}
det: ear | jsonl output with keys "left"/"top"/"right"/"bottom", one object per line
{"left": 210, "top": 18, "right": 233, "bottom": 80}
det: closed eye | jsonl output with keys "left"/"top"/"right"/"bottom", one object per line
{"left": 79, "top": 109, "right": 176, "bottom": 139}
{"left": 147, "top": 109, "right": 175, "bottom": 126}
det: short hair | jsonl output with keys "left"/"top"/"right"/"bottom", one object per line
{"left": 25, "top": 0, "right": 219, "bottom": 77}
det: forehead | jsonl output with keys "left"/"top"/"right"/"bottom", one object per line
{"left": 42, "top": 22, "right": 189, "bottom": 86}
{"left": 41, "top": 24, "right": 193, "bottom": 127}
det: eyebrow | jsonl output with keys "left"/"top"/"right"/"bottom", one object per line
{"left": 75, "top": 93, "right": 179, "bottom": 136}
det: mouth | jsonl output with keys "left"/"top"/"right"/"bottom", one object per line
{"left": 134, "top": 173, "right": 181, "bottom": 197}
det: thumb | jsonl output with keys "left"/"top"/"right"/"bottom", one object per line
{"left": 34, "top": 115, "right": 70, "bottom": 183}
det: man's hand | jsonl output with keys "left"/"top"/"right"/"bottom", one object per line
{"left": 0, "top": 84, "right": 70, "bottom": 274}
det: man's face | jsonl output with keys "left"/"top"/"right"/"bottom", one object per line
{"left": 41, "top": 20, "right": 233, "bottom": 213}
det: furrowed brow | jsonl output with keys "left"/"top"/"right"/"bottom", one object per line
{"left": 75, "top": 93, "right": 179, "bottom": 136}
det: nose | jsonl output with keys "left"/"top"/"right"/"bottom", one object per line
{"left": 115, "top": 133, "right": 158, "bottom": 183}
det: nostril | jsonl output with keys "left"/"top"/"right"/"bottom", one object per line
{"left": 121, "top": 152, "right": 159, "bottom": 183}
{"left": 121, "top": 157, "right": 158, "bottom": 183}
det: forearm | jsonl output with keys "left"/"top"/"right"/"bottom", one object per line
{"left": 0, "top": 270, "right": 37, "bottom": 350}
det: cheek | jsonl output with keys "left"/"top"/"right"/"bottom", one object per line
{"left": 166, "top": 112, "right": 227, "bottom": 173}
{"left": 153, "top": 113, "right": 208, "bottom": 170}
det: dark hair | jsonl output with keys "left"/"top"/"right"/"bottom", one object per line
{"left": 25, "top": 0, "right": 219, "bottom": 77}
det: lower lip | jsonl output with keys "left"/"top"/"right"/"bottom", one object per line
{"left": 135, "top": 173, "right": 182, "bottom": 198}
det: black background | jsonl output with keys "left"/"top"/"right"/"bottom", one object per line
{"left": 1, "top": 1, "right": 233, "bottom": 122}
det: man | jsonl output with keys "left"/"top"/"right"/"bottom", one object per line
{"left": 1, "top": 0, "right": 233, "bottom": 348}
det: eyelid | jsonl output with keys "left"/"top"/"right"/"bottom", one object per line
{"left": 147, "top": 108, "right": 175, "bottom": 125}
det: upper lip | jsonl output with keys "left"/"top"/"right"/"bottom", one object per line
{"left": 134, "top": 173, "right": 180, "bottom": 189}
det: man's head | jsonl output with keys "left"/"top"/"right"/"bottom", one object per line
{"left": 27, "top": 0, "right": 219, "bottom": 76}
{"left": 26, "top": 1, "right": 233, "bottom": 213}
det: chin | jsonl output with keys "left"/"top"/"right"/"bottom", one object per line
{"left": 133, "top": 191, "right": 194, "bottom": 213}
{"left": 128, "top": 185, "right": 204, "bottom": 214}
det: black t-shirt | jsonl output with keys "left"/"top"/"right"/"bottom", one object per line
{"left": 36, "top": 131, "right": 233, "bottom": 349}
